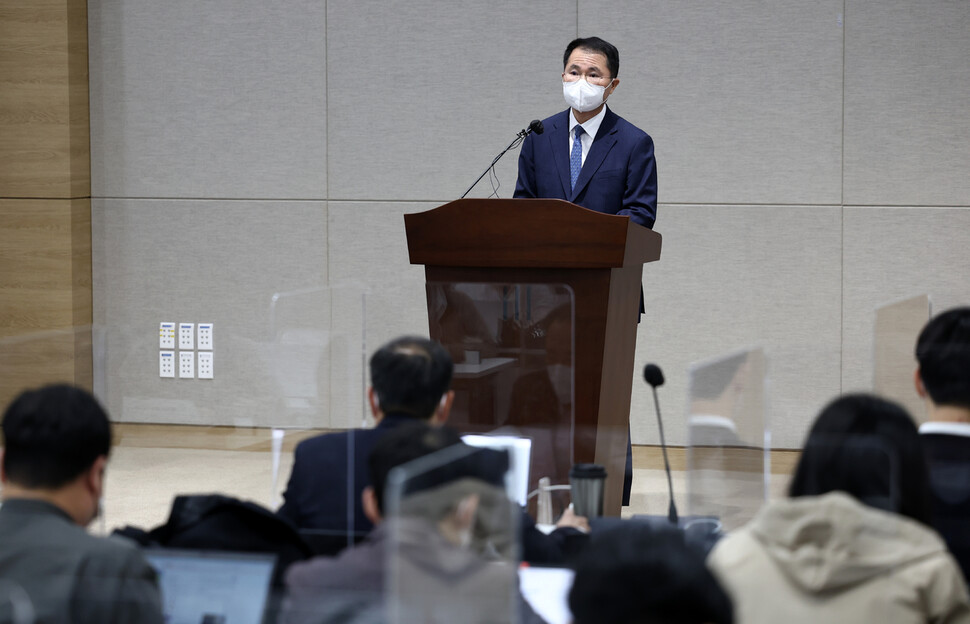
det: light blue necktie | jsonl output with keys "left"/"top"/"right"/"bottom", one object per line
{"left": 570, "top": 125, "right": 585, "bottom": 191}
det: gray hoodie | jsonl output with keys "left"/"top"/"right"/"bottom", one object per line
{"left": 708, "top": 491, "right": 970, "bottom": 623}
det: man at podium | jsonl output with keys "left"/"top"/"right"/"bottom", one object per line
{"left": 513, "top": 36, "right": 658, "bottom": 230}
{"left": 513, "top": 36, "right": 658, "bottom": 505}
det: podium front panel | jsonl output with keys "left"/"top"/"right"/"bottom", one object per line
{"left": 427, "top": 282, "right": 576, "bottom": 511}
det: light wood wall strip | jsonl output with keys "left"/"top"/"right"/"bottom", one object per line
{"left": 0, "top": 198, "right": 92, "bottom": 406}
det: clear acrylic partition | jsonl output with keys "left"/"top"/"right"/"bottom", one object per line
{"left": 873, "top": 295, "right": 930, "bottom": 424}
{"left": 384, "top": 443, "right": 520, "bottom": 624}
{"left": 0, "top": 283, "right": 367, "bottom": 540}
{"left": 422, "top": 282, "right": 576, "bottom": 516}
{"left": 686, "top": 348, "right": 769, "bottom": 532}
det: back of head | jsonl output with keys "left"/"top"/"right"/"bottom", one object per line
{"left": 2, "top": 384, "right": 111, "bottom": 489}
{"left": 916, "top": 307, "right": 970, "bottom": 409}
{"left": 569, "top": 524, "right": 734, "bottom": 624}
{"left": 789, "top": 393, "right": 931, "bottom": 525}
{"left": 369, "top": 336, "right": 452, "bottom": 420}
{"left": 367, "top": 422, "right": 462, "bottom": 514}
{"left": 367, "top": 422, "right": 507, "bottom": 515}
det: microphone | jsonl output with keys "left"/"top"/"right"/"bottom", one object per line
{"left": 644, "top": 363, "right": 679, "bottom": 525}
{"left": 459, "top": 120, "right": 544, "bottom": 199}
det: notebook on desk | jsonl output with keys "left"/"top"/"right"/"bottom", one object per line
{"left": 145, "top": 549, "right": 276, "bottom": 624}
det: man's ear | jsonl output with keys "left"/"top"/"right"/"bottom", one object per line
{"left": 454, "top": 493, "right": 480, "bottom": 531}
{"left": 432, "top": 390, "right": 455, "bottom": 425}
{"left": 367, "top": 387, "right": 383, "bottom": 422}
{"left": 914, "top": 368, "right": 929, "bottom": 398}
{"left": 362, "top": 486, "right": 382, "bottom": 525}
{"left": 86, "top": 455, "right": 108, "bottom": 498}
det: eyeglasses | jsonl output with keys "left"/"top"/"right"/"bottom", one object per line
{"left": 562, "top": 71, "right": 614, "bottom": 87}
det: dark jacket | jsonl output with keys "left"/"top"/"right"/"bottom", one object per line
{"left": 0, "top": 499, "right": 164, "bottom": 624}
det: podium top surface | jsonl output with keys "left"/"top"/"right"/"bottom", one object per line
{"left": 404, "top": 198, "right": 662, "bottom": 269}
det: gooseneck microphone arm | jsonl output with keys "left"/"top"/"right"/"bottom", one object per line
{"left": 644, "top": 363, "right": 679, "bottom": 525}
{"left": 459, "top": 120, "right": 544, "bottom": 199}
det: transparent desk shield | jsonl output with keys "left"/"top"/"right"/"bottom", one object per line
{"left": 873, "top": 295, "right": 930, "bottom": 423}
{"left": 0, "top": 283, "right": 367, "bottom": 540}
{"left": 686, "top": 347, "right": 769, "bottom": 532}
{"left": 424, "top": 282, "right": 576, "bottom": 514}
{"left": 384, "top": 443, "right": 520, "bottom": 624}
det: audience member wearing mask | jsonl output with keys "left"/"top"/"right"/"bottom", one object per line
{"left": 707, "top": 394, "right": 970, "bottom": 624}
{"left": 0, "top": 385, "right": 164, "bottom": 624}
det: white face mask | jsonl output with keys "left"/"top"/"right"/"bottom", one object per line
{"left": 563, "top": 78, "right": 608, "bottom": 113}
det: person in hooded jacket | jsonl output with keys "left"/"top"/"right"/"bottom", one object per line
{"left": 707, "top": 393, "right": 970, "bottom": 624}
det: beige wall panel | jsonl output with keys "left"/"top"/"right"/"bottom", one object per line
{"left": 0, "top": 0, "right": 89, "bottom": 198}
{"left": 326, "top": 0, "right": 576, "bottom": 200}
{"left": 844, "top": 1, "right": 970, "bottom": 206}
{"left": 92, "top": 199, "right": 331, "bottom": 428}
{"left": 632, "top": 205, "right": 843, "bottom": 449}
{"left": 0, "top": 198, "right": 92, "bottom": 407}
{"left": 842, "top": 207, "right": 970, "bottom": 400}
{"left": 581, "top": 1, "right": 844, "bottom": 205}
{"left": 88, "top": 0, "right": 327, "bottom": 199}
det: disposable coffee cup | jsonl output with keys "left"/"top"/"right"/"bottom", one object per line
{"left": 569, "top": 463, "right": 607, "bottom": 519}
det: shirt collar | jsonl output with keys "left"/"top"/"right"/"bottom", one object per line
{"left": 919, "top": 420, "right": 970, "bottom": 438}
{"left": 569, "top": 104, "right": 608, "bottom": 140}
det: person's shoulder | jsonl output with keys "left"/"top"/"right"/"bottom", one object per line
{"left": 606, "top": 109, "right": 651, "bottom": 140}
{"left": 295, "top": 429, "right": 359, "bottom": 454}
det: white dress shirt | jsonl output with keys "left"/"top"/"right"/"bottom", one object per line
{"left": 568, "top": 104, "right": 609, "bottom": 167}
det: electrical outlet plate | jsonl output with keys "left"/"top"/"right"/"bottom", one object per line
{"left": 197, "top": 323, "right": 213, "bottom": 350}
{"left": 160, "top": 351, "right": 175, "bottom": 378}
{"left": 197, "top": 351, "right": 214, "bottom": 379}
{"left": 179, "top": 351, "right": 195, "bottom": 378}
{"left": 159, "top": 322, "right": 176, "bottom": 349}
{"left": 179, "top": 323, "right": 195, "bottom": 350}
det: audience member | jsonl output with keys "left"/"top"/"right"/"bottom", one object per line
{"left": 280, "top": 422, "right": 545, "bottom": 624}
{"left": 915, "top": 306, "right": 970, "bottom": 581}
{"left": 278, "top": 335, "right": 455, "bottom": 534}
{"left": 0, "top": 384, "right": 164, "bottom": 623}
{"left": 707, "top": 393, "right": 970, "bottom": 623}
{"left": 569, "top": 523, "right": 733, "bottom": 624}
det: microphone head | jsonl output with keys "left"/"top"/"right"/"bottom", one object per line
{"left": 643, "top": 363, "right": 665, "bottom": 388}
{"left": 528, "top": 119, "right": 544, "bottom": 135}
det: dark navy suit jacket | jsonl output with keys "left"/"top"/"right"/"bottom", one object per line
{"left": 277, "top": 414, "right": 415, "bottom": 534}
{"left": 514, "top": 107, "right": 657, "bottom": 229}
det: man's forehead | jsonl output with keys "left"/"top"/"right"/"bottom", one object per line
{"left": 566, "top": 48, "right": 608, "bottom": 69}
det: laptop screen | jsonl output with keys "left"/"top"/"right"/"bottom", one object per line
{"left": 145, "top": 549, "right": 276, "bottom": 624}
{"left": 461, "top": 434, "right": 532, "bottom": 506}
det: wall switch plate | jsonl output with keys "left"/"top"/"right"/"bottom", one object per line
{"left": 160, "top": 322, "right": 176, "bottom": 349}
{"left": 197, "top": 351, "right": 214, "bottom": 379}
{"left": 160, "top": 351, "right": 175, "bottom": 377}
{"left": 179, "top": 323, "right": 195, "bottom": 350}
{"left": 179, "top": 351, "right": 195, "bottom": 378}
{"left": 197, "top": 323, "right": 213, "bottom": 350}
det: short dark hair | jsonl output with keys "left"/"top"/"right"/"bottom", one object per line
{"left": 2, "top": 384, "right": 112, "bottom": 489}
{"left": 789, "top": 393, "right": 932, "bottom": 525}
{"left": 367, "top": 422, "right": 506, "bottom": 514}
{"left": 563, "top": 37, "right": 620, "bottom": 79}
{"left": 369, "top": 336, "right": 453, "bottom": 420}
{"left": 916, "top": 306, "right": 970, "bottom": 409}
{"left": 569, "top": 524, "right": 734, "bottom": 624}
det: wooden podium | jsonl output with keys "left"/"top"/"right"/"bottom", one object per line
{"left": 404, "top": 198, "right": 661, "bottom": 515}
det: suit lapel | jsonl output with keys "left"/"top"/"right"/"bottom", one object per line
{"left": 548, "top": 112, "right": 573, "bottom": 199}
{"left": 569, "top": 109, "right": 619, "bottom": 202}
